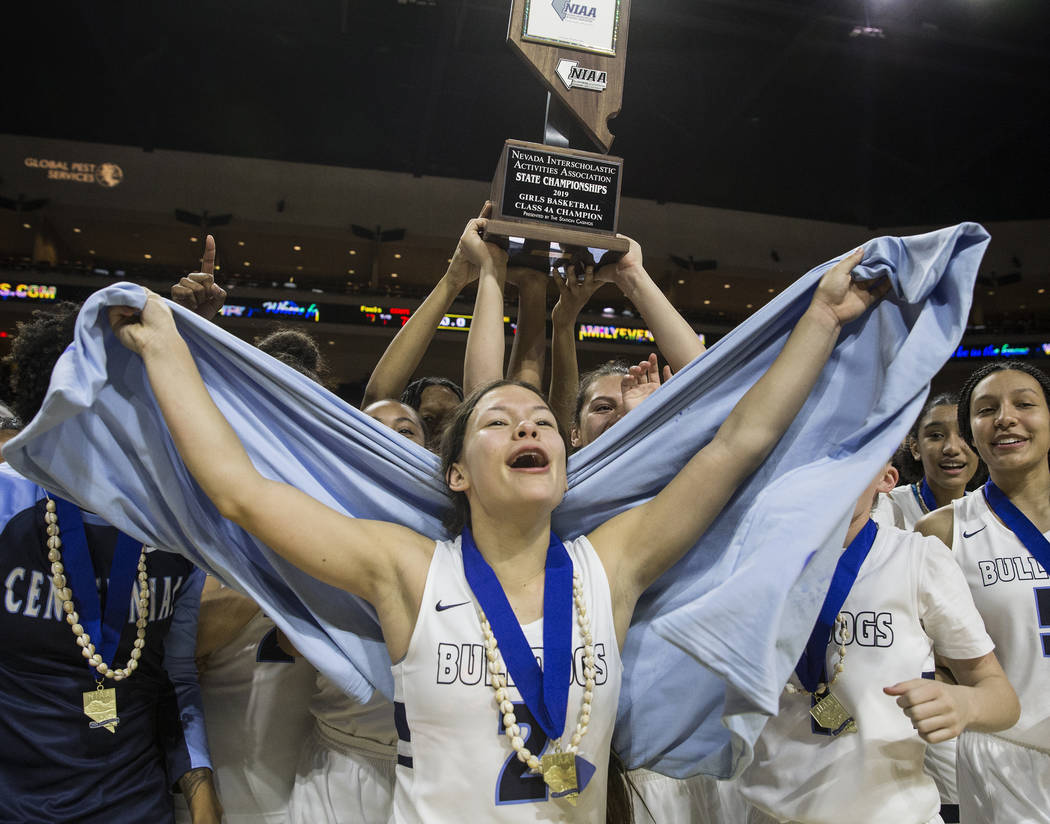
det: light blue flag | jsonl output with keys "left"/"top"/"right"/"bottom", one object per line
{"left": 5, "top": 222, "right": 989, "bottom": 778}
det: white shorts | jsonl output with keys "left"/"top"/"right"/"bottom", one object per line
{"left": 924, "top": 738, "right": 959, "bottom": 804}
{"left": 957, "top": 731, "right": 1050, "bottom": 824}
{"left": 745, "top": 807, "right": 944, "bottom": 824}
{"left": 629, "top": 768, "right": 723, "bottom": 824}
{"left": 287, "top": 727, "right": 396, "bottom": 824}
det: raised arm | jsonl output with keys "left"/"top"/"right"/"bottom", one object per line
{"left": 461, "top": 220, "right": 509, "bottom": 394}
{"left": 362, "top": 207, "right": 489, "bottom": 407}
{"left": 108, "top": 294, "right": 432, "bottom": 657}
{"left": 589, "top": 248, "right": 888, "bottom": 626}
{"left": 505, "top": 262, "right": 550, "bottom": 389}
{"left": 596, "top": 237, "right": 704, "bottom": 371}
{"left": 549, "top": 265, "right": 604, "bottom": 433}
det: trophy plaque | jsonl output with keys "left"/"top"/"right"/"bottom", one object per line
{"left": 485, "top": 0, "right": 632, "bottom": 259}
{"left": 487, "top": 140, "right": 626, "bottom": 254}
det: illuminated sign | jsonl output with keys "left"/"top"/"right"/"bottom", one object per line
{"left": 0, "top": 283, "right": 58, "bottom": 301}
{"left": 261, "top": 300, "right": 319, "bottom": 322}
{"left": 23, "top": 157, "right": 124, "bottom": 188}
{"left": 359, "top": 305, "right": 410, "bottom": 327}
{"left": 577, "top": 323, "right": 656, "bottom": 344}
{"left": 951, "top": 343, "right": 1046, "bottom": 359}
{"left": 438, "top": 313, "right": 513, "bottom": 333}
{"left": 218, "top": 301, "right": 319, "bottom": 322}
{"left": 210, "top": 297, "right": 669, "bottom": 347}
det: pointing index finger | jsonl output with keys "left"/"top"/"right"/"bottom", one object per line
{"left": 201, "top": 234, "right": 216, "bottom": 275}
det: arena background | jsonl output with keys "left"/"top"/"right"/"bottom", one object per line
{"left": 2, "top": 0, "right": 1048, "bottom": 403}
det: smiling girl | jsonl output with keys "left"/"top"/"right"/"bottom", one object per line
{"left": 918, "top": 362, "right": 1050, "bottom": 824}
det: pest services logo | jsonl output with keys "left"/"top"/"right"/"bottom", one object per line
{"left": 551, "top": 0, "right": 598, "bottom": 23}
{"left": 556, "top": 59, "right": 608, "bottom": 91}
{"left": 24, "top": 157, "right": 124, "bottom": 187}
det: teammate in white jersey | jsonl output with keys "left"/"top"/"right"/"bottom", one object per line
{"left": 738, "top": 461, "right": 1017, "bottom": 824}
{"left": 919, "top": 362, "right": 1050, "bottom": 824}
{"left": 874, "top": 393, "right": 980, "bottom": 531}
{"left": 286, "top": 398, "right": 424, "bottom": 824}
{"left": 109, "top": 238, "right": 886, "bottom": 822}
{"left": 870, "top": 393, "right": 981, "bottom": 821}
{"left": 175, "top": 586, "right": 316, "bottom": 824}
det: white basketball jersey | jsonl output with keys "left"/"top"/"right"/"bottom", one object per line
{"left": 195, "top": 611, "right": 316, "bottom": 823}
{"left": 951, "top": 491, "right": 1050, "bottom": 751}
{"left": 872, "top": 483, "right": 929, "bottom": 530}
{"left": 310, "top": 672, "right": 397, "bottom": 757}
{"left": 390, "top": 535, "right": 622, "bottom": 824}
{"left": 738, "top": 525, "right": 993, "bottom": 824}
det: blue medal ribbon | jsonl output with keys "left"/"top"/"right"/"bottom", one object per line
{"left": 53, "top": 496, "right": 144, "bottom": 673}
{"left": 918, "top": 479, "right": 938, "bottom": 513}
{"left": 460, "top": 527, "right": 573, "bottom": 742}
{"left": 794, "top": 519, "right": 879, "bottom": 692}
{"left": 983, "top": 482, "right": 1050, "bottom": 575}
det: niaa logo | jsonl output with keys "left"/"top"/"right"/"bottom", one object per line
{"left": 552, "top": 0, "right": 598, "bottom": 21}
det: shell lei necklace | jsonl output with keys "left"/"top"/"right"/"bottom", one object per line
{"left": 45, "top": 496, "right": 150, "bottom": 733}
{"left": 478, "top": 570, "right": 595, "bottom": 805}
{"left": 783, "top": 612, "right": 857, "bottom": 735}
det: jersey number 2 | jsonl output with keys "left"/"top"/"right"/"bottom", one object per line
{"left": 1036, "top": 587, "right": 1050, "bottom": 657}
{"left": 496, "top": 702, "right": 549, "bottom": 805}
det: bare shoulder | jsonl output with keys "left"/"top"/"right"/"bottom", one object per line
{"left": 370, "top": 521, "right": 437, "bottom": 582}
{"left": 915, "top": 505, "right": 954, "bottom": 549}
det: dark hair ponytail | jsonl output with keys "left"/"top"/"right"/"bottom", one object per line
{"left": 606, "top": 748, "right": 636, "bottom": 824}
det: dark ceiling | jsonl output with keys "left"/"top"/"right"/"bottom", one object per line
{"left": 7, "top": 0, "right": 1050, "bottom": 227}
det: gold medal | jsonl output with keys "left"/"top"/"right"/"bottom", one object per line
{"left": 83, "top": 683, "right": 119, "bottom": 733}
{"left": 540, "top": 751, "right": 579, "bottom": 805}
{"left": 810, "top": 690, "right": 857, "bottom": 735}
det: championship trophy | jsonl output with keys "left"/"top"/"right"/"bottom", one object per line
{"left": 485, "top": 0, "right": 633, "bottom": 263}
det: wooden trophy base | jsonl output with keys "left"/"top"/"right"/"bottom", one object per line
{"left": 484, "top": 219, "right": 629, "bottom": 255}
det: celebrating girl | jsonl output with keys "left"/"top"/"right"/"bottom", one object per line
{"left": 107, "top": 246, "right": 885, "bottom": 822}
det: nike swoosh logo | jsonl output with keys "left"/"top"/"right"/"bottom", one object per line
{"left": 435, "top": 600, "right": 471, "bottom": 612}
{"left": 963, "top": 526, "right": 987, "bottom": 539}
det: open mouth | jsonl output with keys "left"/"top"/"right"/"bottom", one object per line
{"left": 508, "top": 448, "right": 549, "bottom": 469}
{"left": 939, "top": 462, "right": 967, "bottom": 472}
